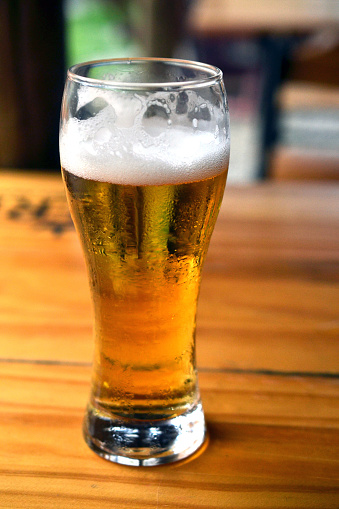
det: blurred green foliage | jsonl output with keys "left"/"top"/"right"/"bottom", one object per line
{"left": 65, "top": 0, "right": 140, "bottom": 66}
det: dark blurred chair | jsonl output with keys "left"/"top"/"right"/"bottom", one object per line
{"left": 188, "top": 0, "right": 339, "bottom": 180}
{"left": 0, "top": 0, "right": 65, "bottom": 170}
{"left": 270, "top": 36, "right": 339, "bottom": 180}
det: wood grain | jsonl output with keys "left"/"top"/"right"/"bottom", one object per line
{"left": 0, "top": 363, "right": 338, "bottom": 508}
{"left": 1, "top": 173, "right": 338, "bottom": 373}
{"left": 0, "top": 171, "right": 338, "bottom": 508}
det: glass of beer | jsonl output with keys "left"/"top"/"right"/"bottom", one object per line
{"left": 60, "top": 58, "right": 229, "bottom": 466}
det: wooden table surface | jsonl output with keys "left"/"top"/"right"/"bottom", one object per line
{"left": 0, "top": 171, "right": 338, "bottom": 508}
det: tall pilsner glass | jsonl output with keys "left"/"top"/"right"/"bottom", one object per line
{"left": 60, "top": 58, "right": 230, "bottom": 466}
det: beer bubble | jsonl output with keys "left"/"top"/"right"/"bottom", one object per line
{"left": 176, "top": 91, "right": 189, "bottom": 115}
{"left": 142, "top": 100, "right": 169, "bottom": 137}
{"left": 60, "top": 89, "right": 230, "bottom": 186}
{"left": 94, "top": 127, "right": 111, "bottom": 144}
{"left": 83, "top": 139, "right": 97, "bottom": 156}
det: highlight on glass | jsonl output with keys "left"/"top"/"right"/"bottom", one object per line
{"left": 60, "top": 58, "right": 230, "bottom": 466}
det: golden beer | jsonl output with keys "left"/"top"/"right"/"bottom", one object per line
{"left": 60, "top": 58, "right": 229, "bottom": 465}
{"left": 62, "top": 168, "right": 227, "bottom": 420}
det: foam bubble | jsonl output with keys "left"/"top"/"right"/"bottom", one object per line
{"left": 60, "top": 95, "right": 229, "bottom": 186}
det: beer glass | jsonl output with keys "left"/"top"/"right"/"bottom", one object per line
{"left": 60, "top": 58, "right": 229, "bottom": 466}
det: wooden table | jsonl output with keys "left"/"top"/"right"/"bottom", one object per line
{"left": 0, "top": 171, "right": 338, "bottom": 508}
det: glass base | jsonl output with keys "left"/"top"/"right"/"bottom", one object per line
{"left": 83, "top": 401, "right": 206, "bottom": 466}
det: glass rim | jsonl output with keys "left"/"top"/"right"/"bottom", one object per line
{"left": 67, "top": 57, "right": 223, "bottom": 91}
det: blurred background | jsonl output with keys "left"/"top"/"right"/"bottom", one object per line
{"left": 0, "top": 0, "right": 339, "bottom": 183}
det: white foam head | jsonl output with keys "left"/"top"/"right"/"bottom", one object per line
{"left": 60, "top": 89, "right": 229, "bottom": 186}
